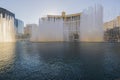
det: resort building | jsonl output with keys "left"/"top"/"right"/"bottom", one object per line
{"left": 25, "top": 24, "right": 38, "bottom": 39}
{"left": 104, "top": 27, "right": 120, "bottom": 42}
{"left": 0, "top": 7, "right": 16, "bottom": 42}
{"left": 31, "top": 4, "right": 104, "bottom": 42}
{"left": 104, "top": 16, "right": 120, "bottom": 42}
{"left": 35, "top": 12, "right": 81, "bottom": 42}
{"left": 104, "top": 16, "right": 120, "bottom": 31}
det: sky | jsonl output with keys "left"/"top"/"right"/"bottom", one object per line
{"left": 0, "top": 0, "right": 120, "bottom": 25}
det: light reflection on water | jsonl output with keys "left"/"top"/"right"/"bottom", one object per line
{"left": 0, "top": 42, "right": 120, "bottom": 80}
{"left": 0, "top": 43, "right": 16, "bottom": 73}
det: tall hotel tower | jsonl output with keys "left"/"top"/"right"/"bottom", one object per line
{"left": 0, "top": 8, "right": 16, "bottom": 42}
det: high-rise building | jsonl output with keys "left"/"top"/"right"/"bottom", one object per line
{"left": 104, "top": 16, "right": 120, "bottom": 31}
{"left": 25, "top": 24, "right": 38, "bottom": 39}
{"left": 0, "top": 7, "right": 16, "bottom": 42}
{"left": 37, "top": 12, "right": 81, "bottom": 42}
{"left": 15, "top": 19, "right": 24, "bottom": 38}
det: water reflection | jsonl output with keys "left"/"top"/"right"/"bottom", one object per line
{"left": 103, "top": 43, "right": 120, "bottom": 80}
{"left": 0, "top": 43, "right": 16, "bottom": 73}
{"left": 0, "top": 42, "right": 120, "bottom": 80}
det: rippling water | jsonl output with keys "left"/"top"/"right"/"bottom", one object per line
{"left": 0, "top": 41, "right": 120, "bottom": 80}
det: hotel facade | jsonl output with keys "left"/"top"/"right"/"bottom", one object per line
{"left": 30, "top": 5, "right": 104, "bottom": 42}
{"left": 25, "top": 24, "right": 38, "bottom": 39}
{"left": 104, "top": 16, "right": 120, "bottom": 42}
{"left": 36, "top": 12, "right": 81, "bottom": 42}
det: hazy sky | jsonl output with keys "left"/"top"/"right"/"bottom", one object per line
{"left": 0, "top": 0, "right": 120, "bottom": 25}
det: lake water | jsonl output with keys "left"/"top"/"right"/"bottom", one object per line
{"left": 0, "top": 41, "right": 120, "bottom": 80}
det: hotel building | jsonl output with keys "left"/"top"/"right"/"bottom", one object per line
{"left": 104, "top": 16, "right": 120, "bottom": 31}
{"left": 25, "top": 24, "right": 38, "bottom": 39}
{"left": 37, "top": 12, "right": 80, "bottom": 42}
{"left": 104, "top": 16, "right": 120, "bottom": 42}
{"left": 31, "top": 5, "right": 104, "bottom": 42}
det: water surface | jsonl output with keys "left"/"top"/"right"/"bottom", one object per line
{"left": 0, "top": 42, "right": 120, "bottom": 80}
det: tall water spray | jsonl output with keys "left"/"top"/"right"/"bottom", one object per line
{"left": 80, "top": 4, "right": 104, "bottom": 42}
{"left": 31, "top": 20, "right": 64, "bottom": 42}
{"left": 31, "top": 4, "right": 104, "bottom": 42}
{"left": 0, "top": 8, "right": 16, "bottom": 42}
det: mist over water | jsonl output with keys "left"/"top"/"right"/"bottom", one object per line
{"left": 31, "top": 4, "right": 104, "bottom": 42}
{"left": 80, "top": 4, "right": 104, "bottom": 42}
{"left": 31, "top": 21, "right": 64, "bottom": 42}
{"left": 0, "top": 16, "right": 16, "bottom": 42}
{"left": 0, "top": 42, "right": 120, "bottom": 80}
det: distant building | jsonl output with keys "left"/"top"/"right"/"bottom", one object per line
{"left": 15, "top": 19, "right": 24, "bottom": 37}
{"left": 25, "top": 24, "right": 38, "bottom": 38}
{"left": 63, "top": 12, "right": 81, "bottom": 42}
{"left": 37, "top": 12, "right": 81, "bottom": 42}
{"left": 31, "top": 4, "right": 104, "bottom": 42}
{"left": 104, "top": 27, "right": 120, "bottom": 42}
{"left": 104, "top": 21, "right": 115, "bottom": 31}
{"left": 104, "top": 16, "right": 120, "bottom": 42}
{"left": 0, "top": 7, "right": 16, "bottom": 42}
{"left": 104, "top": 16, "right": 120, "bottom": 31}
